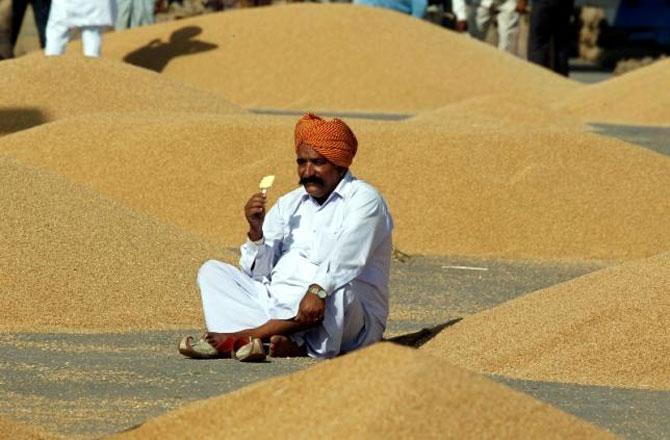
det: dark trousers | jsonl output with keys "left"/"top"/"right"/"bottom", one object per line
{"left": 11, "top": 0, "right": 50, "bottom": 48}
{"left": 527, "top": 0, "right": 574, "bottom": 76}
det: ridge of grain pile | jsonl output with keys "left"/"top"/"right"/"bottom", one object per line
{"left": 422, "top": 252, "right": 670, "bottom": 389}
{"left": 99, "top": 4, "right": 579, "bottom": 112}
{"left": 556, "top": 58, "right": 670, "bottom": 125}
{"left": 0, "top": 55, "right": 241, "bottom": 136}
{"left": 0, "top": 416, "right": 61, "bottom": 440}
{"left": 112, "top": 343, "right": 612, "bottom": 439}
{"left": 410, "top": 94, "right": 584, "bottom": 131}
{"left": 0, "top": 156, "right": 236, "bottom": 332}
{"left": 2, "top": 112, "right": 669, "bottom": 261}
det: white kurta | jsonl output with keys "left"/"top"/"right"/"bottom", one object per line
{"left": 52, "top": 0, "right": 117, "bottom": 27}
{"left": 198, "top": 172, "right": 394, "bottom": 358}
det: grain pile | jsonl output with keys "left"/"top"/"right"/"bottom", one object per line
{"left": 0, "top": 55, "right": 241, "bottom": 136}
{"left": 98, "top": 4, "right": 579, "bottom": 112}
{"left": 0, "top": 416, "right": 60, "bottom": 440}
{"left": 557, "top": 58, "right": 670, "bottom": 125}
{"left": 422, "top": 252, "right": 670, "bottom": 389}
{"left": 112, "top": 343, "right": 612, "bottom": 439}
{"left": 409, "top": 94, "right": 584, "bottom": 131}
{"left": 0, "top": 156, "right": 236, "bottom": 332}
{"left": 2, "top": 112, "right": 669, "bottom": 261}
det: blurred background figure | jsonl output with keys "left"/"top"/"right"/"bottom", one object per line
{"left": 44, "top": 0, "right": 116, "bottom": 57}
{"left": 527, "top": 0, "right": 574, "bottom": 75}
{"left": 353, "top": 0, "right": 428, "bottom": 18}
{"left": 116, "top": 0, "right": 154, "bottom": 30}
{"left": 0, "top": 0, "right": 12, "bottom": 58}
{"left": 11, "top": 0, "right": 50, "bottom": 50}
{"left": 472, "top": 0, "right": 526, "bottom": 54}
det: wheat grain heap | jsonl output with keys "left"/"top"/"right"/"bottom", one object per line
{"left": 98, "top": 4, "right": 579, "bottom": 112}
{"left": 422, "top": 252, "right": 670, "bottom": 389}
{"left": 1, "top": 112, "right": 668, "bottom": 261}
{"left": 112, "top": 343, "right": 612, "bottom": 439}
{"left": 0, "top": 416, "right": 60, "bottom": 440}
{"left": 0, "top": 55, "right": 241, "bottom": 136}
{"left": 0, "top": 156, "right": 236, "bottom": 332}
{"left": 557, "top": 58, "right": 670, "bottom": 125}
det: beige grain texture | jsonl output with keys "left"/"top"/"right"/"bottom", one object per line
{"left": 0, "top": 415, "right": 61, "bottom": 440}
{"left": 112, "top": 343, "right": 614, "bottom": 440}
{"left": 0, "top": 55, "right": 241, "bottom": 136}
{"left": 422, "top": 252, "right": 670, "bottom": 389}
{"left": 0, "top": 156, "right": 235, "bottom": 332}
{"left": 557, "top": 58, "right": 670, "bottom": 125}
{"left": 2, "top": 112, "right": 668, "bottom": 261}
{"left": 98, "top": 4, "right": 579, "bottom": 112}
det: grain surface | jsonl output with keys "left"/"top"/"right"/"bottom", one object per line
{"left": 113, "top": 343, "right": 613, "bottom": 440}
{"left": 0, "top": 416, "right": 60, "bottom": 440}
{"left": 0, "top": 156, "right": 235, "bottom": 332}
{"left": 557, "top": 58, "right": 670, "bottom": 125}
{"left": 422, "top": 252, "right": 670, "bottom": 389}
{"left": 0, "top": 55, "right": 241, "bottom": 135}
{"left": 98, "top": 4, "right": 579, "bottom": 112}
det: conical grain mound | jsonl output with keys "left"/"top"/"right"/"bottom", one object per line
{"left": 556, "top": 58, "right": 670, "bottom": 125}
{"left": 112, "top": 343, "right": 613, "bottom": 439}
{"left": 2, "top": 113, "right": 668, "bottom": 261}
{"left": 0, "top": 156, "right": 235, "bottom": 332}
{"left": 0, "top": 55, "right": 241, "bottom": 136}
{"left": 421, "top": 252, "right": 670, "bottom": 389}
{"left": 99, "top": 4, "right": 579, "bottom": 112}
{"left": 0, "top": 416, "right": 61, "bottom": 440}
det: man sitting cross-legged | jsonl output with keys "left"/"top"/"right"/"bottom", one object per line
{"left": 179, "top": 113, "right": 394, "bottom": 361}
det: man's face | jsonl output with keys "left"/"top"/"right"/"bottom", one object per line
{"left": 296, "top": 143, "right": 345, "bottom": 202}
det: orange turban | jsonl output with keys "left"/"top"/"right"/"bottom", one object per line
{"left": 294, "top": 113, "right": 358, "bottom": 168}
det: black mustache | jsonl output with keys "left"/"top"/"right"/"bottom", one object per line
{"left": 299, "top": 176, "right": 325, "bottom": 186}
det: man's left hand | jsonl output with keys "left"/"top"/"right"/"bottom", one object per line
{"left": 296, "top": 291, "right": 326, "bottom": 324}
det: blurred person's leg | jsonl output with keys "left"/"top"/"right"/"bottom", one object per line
{"left": 496, "top": 0, "right": 519, "bottom": 53}
{"left": 552, "top": 0, "right": 573, "bottom": 76}
{"left": 31, "top": 0, "right": 50, "bottom": 48}
{"left": 474, "top": 0, "right": 493, "bottom": 40}
{"left": 130, "top": 0, "right": 154, "bottom": 27}
{"left": 10, "top": 0, "right": 27, "bottom": 47}
{"left": 80, "top": 26, "right": 102, "bottom": 57}
{"left": 44, "top": 0, "right": 68, "bottom": 56}
{"left": 0, "top": 0, "right": 12, "bottom": 58}
{"left": 116, "top": 0, "right": 132, "bottom": 30}
{"left": 527, "top": 0, "right": 551, "bottom": 68}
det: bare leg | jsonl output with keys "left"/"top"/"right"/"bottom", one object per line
{"left": 269, "top": 335, "right": 307, "bottom": 357}
{"left": 204, "top": 318, "right": 317, "bottom": 348}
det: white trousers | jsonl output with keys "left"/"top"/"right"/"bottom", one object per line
{"left": 475, "top": 0, "right": 520, "bottom": 54}
{"left": 44, "top": 3, "right": 104, "bottom": 57}
{"left": 197, "top": 260, "right": 370, "bottom": 358}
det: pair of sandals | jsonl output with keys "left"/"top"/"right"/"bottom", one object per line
{"left": 178, "top": 334, "right": 266, "bottom": 362}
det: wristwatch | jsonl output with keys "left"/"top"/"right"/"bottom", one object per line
{"left": 308, "top": 284, "right": 328, "bottom": 300}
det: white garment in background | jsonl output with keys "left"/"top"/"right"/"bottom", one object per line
{"left": 198, "top": 171, "right": 394, "bottom": 358}
{"left": 44, "top": 0, "right": 116, "bottom": 57}
{"left": 475, "top": 0, "right": 520, "bottom": 54}
{"left": 452, "top": 0, "right": 467, "bottom": 21}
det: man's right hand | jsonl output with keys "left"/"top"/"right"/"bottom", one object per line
{"left": 245, "top": 192, "right": 266, "bottom": 241}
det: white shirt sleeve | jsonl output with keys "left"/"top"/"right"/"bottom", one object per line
{"left": 239, "top": 201, "right": 284, "bottom": 281}
{"left": 311, "top": 191, "right": 392, "bottom": 295}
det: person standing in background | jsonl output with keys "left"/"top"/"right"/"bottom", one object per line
{"left": 115, "top": 0, "right": 154, "bottom": 30}
{"left": 44, "top": 0, "right": 116, "bottom": 57}
{"left": 0, "top": 0, "right": 12, "bottom": 58}
{"left": 11, "top": 0, "right": 50, "bottom": 50}
{"left": 527, "top": 0, "right": 574, "bottom": 76}
{"left": 473, "top": 0, "right": 527, "bottom": 54}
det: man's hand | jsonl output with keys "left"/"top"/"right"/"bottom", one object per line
{"left": 515, "top": 0, "right": 528, "bottom": 13}
{"left": 455, "top": 20, "right": 468, "bottom": 33}
{"left": 245, "top": 192, "right": 266, "bottom": 241}
{"left": 295, "top": 289, "right": 326, "bottom": 324}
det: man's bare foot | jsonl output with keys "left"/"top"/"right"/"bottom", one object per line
{"left": 269, "top": 335, "right": 308, "bottom": 357}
